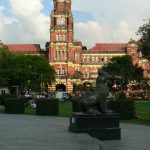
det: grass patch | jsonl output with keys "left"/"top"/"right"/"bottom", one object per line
{"left": 25, "top": 107, "right": 36, "bottom": 115}
{"left": 121, "top": 101, "right": 150, "bottom": 126}
{"left": 59, "top": 102, "right": 72, "bottom": 117}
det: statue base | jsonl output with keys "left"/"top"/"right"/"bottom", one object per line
{"left": 69, "top": 113, "right": 121, "bottom": 140}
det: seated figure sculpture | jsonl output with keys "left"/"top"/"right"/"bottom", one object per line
{"left": 78, "top": 69, "right": 112, "bottom": 115}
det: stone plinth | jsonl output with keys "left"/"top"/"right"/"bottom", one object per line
{"left": 69, "top": 113, "right": 121, "bottom": 140}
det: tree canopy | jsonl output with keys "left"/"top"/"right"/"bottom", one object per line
{"left": 137, "top": 19, "right": 150, "bottom": 60}
{"left": 0, "top": 46, "right": 55, "bottom": 92}
{"left": 102, "top": 56, "right": 144, "bottom": 91}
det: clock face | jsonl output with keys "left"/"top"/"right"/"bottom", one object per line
{"left": 57, "top": 18, "right": 65, "bottom": 25}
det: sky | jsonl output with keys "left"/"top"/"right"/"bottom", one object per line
{"left": 0, "top": 0, "right": 150, "bottom": 49}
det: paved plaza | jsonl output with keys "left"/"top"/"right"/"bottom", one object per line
{"left": 0, "top": 114, "right": 150, "bottom": 150}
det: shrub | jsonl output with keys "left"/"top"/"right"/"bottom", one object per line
{"left": 108, "top": 100, "right": 135, "bottom": 119}
{"left": 0, "top": 94, "right": 17, "bottom": 105}
{"left": 36, "top": 99, "right": 59, "bottom": 116}
{"left": 5, "top": 98, "right": 25, "bottom": 114}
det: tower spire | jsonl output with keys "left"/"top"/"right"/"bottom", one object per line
{"left": 53, "top": 0, "right": 71, "bottom": 14}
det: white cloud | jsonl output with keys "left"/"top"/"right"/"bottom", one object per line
{"left": 75, "top": 21, "right": 106, "bottom": 47}
{"left": 0, "top": 0, "right": 149, "bottom": 49}
{"left": 73, "top": 0, "right": 150, "bottom": 48}
{"left": 0, "top": 0, "right": 49, "bottom": 48}
{"left": 75, "top": 20, "right": 139, "bottom": 49}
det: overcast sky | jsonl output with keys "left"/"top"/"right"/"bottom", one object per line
{"left": 0, "top": 0, "right": 150, "bottom": 48}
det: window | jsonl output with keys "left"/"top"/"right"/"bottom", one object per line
{"left": 1, "top": 90, "right": 5, "bottom": 94}
{"left": 96, "top": 56, "right": 99, "bottom": 62}
{"left": 63, "top": 35, "right": 66, "bottom": 41}
{"left": 75, "top": 52, "right": 79, "bottom": 60}
{"left": 87, "top": 57, "right": 90, "bottom": 62}
{"left": 58, "top": 51, "right": 61, "bottom": 58}
{"left": 59, "top": 35, "right": 63, "bottom": 41}
{"left": 56, "top": 35, "right": 59, "bottom": 41}
{"left": 62, "top": 51, "right": 65, "bottom": 58}
{"left": 67, "top": 17, "right": 69, "bottom": 26}
{"left": 56, "top": 69, "right": 60, "bottom": 75}
{"left": 92, "top": 56, "right": 95, "bottom": 62}
{"left": 55, "top": 51, "right": 58, "bottom": 58}
{"left": 104, "top": 57, "right": 107, "bottom": 62}
{"left": 61, "top": 68, "right": 65, "bottom": 75}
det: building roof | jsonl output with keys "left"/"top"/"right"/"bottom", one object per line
{"left": 7, "top": 44, "right": 41, "bottom": 54}
{"left": 84, "top": 43, "right": 127, "bottom": 53}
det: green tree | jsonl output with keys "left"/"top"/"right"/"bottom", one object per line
{"left": 0, "top": 46, "right": 13, "bottom": 86}
{"left": 137, "top": 19, "right": 150, "bottom": 60}
{"left": 10, "top": 54, "right": 55, "bottom": 92}
{"left": 0, "top": 47, "right": 55, "bottom": 92}
{"left": 102, "top": 56, "right": 144, "bottom": 92}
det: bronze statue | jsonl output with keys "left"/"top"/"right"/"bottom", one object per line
{"left": 78, "top": 69, "right": 112, "bottom": 114}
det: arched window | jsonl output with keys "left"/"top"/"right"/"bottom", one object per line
{"left": 104, "top": 57, "right": 107, "bottom": 62}
{"left": 63, "top": 35, "right": 66, "bottom": 41}
{"left": 61, "top": 68, "right": 65, "bottom": 75}
{"left": 58, "top": 51, "right": 61, "bottom": 58}
{"left": 55, "top": 51, "right": 58, "bottom": 58}
{"left": 92, "top": 56, "right": 95, "bottom": 62}
{"left": 87, "top": 57, "right": 90, "bottom": 62}
{"left": 62, "top": 51, "right": 65, "bottom": 58}
{"left": 59, "top": 35, "right": 63, "bottom": 41}
{"left": 56, "top": 69, "right": 60, "bottom": 75}
{"left": 96, "top": 56, "right": 99, "bottom": 62}
{"left": 56, "top": 35, "right": 59, "bottom": 41}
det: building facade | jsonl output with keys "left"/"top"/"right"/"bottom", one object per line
{"left": 48, "top": 0, "right": 129, "bottom": 93}
{"left": 1, "top": 0, "right": 149, "bottom": 93}
{"left": 48, "top": 0, "right": 83, "bottom": 92}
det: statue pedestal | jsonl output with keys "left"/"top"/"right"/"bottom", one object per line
{"left": 69, "top": 113, "right": 121, "bottom": 140}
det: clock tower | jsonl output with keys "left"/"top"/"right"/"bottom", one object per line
{"left": 48, "top": 0, "right": 82, "bottom": 93}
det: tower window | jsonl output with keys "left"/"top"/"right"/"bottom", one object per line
{"left": 63, "top": 35, "right": 66, "bottom": 41}
{"left": 67, "top": 17, "right": 69, "bottom": 26}
{"left": 54, "top": 17, "right": 56, "bottom": 26}
{"left": 56, "top": 69, "right": 60, "bottom": 75}
{"left": 55, "top": 51, "right": 58, "bottom": 58}
{"left": 75, "top": 52, "right": 79, "bottom": 60}
{"left": 61, "top": 68, "right": 65, "bottom": 75}
{"left": 56, "top": 35, "right": 59, "bottom": 41}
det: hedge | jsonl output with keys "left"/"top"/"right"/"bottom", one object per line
{"left": 5, "top": 98, "right": 25, "bottom": 114}
{"left": 0, "top": 94, "right": 17, "bottom": 105}
{"left": 108, "top": 100, "right": 135, "bottom": 119}
{"left": 72, "top": 99, "right": 135, "bottom": 119}
{"left": 36, "top": 99, "right": 59, "bottom": 116}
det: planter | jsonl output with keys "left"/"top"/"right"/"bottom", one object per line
{"left": 5, "top": 98, "right": 25, "bottom": 114}
{"left": 36, "top": 99, "right": 59, "bottom": 116}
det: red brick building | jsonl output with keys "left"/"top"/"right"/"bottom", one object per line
{"left": 48, "top": 0, "right": 149, "bottom": 93}
{"left": 1, "top": 0, "right": 149, "bottom": 93}
{"left": 48, "top": 0, "right": 83, "bottom": 92}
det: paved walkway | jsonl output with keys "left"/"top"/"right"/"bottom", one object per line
{"left": 0, "top": 114, "right": 150, "bottom": 150}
